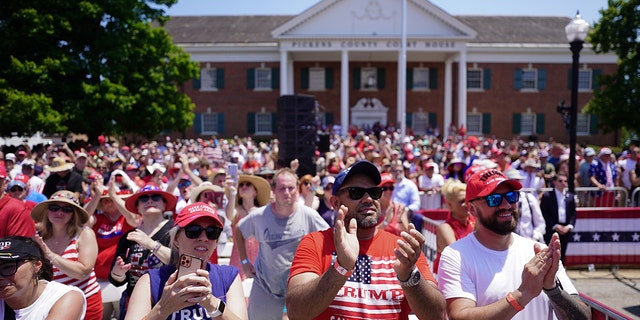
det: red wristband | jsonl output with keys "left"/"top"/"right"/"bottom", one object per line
{"left": 333, "top": 259, "right": 353, "bottom": 277}
{"left": 506, "top": 292, "right": 524, "bottom": 311}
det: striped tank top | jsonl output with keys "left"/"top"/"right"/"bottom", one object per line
{"left": 53, "top": 228, "right": 100, "bottom": 298}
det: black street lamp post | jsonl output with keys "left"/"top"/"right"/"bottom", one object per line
{"left": 564, "top": 12, "right": 590, "bottom": 196}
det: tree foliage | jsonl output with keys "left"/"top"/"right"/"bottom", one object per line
{"left": 0, "top": 0, "right": 199, "bottom": 140}
{"left": 587, "top": 0, "right": 640, "bottom": 136}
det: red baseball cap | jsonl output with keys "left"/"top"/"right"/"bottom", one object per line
{"left": 175, "top": 202, "right": 223, "bottom": 228}
{"left": 465, "top": 168, "right": 522, "bottom": 203}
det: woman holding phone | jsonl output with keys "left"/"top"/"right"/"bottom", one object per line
{"left": 125, "top": 202, "right": 247, "bottom": 320}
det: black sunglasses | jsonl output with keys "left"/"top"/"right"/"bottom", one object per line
{"left": 381, "top": 186, "right": 394, "bottom": 192}
{"left": 0, "top": 260, "right": 30, "bottom": 277}
{"left": 184, "top": 225, "right": 223, "bottom": 240}
{"left": 338, "top": 187, "right": 383, "bottom": 200}
{"left": 470, "top": 191, "right": 519, "bottom": 207}
{"left": 239, "top": 182, "right": 253, "bottom": 188}
{"left": 9, "top": 187, "right": 24, "bottom": 192}
{"left": 48, "top": 204, "right": 74, "bottom": 214}
{"left": 139, "top": 194, "right": 163, "bottom": 203}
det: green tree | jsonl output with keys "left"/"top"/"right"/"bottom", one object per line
{"left": 0, "top": 0, "right": 199, "bottom": 140}
{"left": 587, "top": 0, "right": 640, "bottom": 136}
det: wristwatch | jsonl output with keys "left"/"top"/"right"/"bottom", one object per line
{"left": 208, "top": 300, "right": 226, "bottom": 318}
{"left": 398, "top": 267, "right": 421, "bottom": 288}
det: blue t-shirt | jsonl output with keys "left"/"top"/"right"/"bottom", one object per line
{"left": 148, "top": 263, "right": 239, "bottom": 320}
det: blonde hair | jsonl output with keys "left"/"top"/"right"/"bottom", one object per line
{"left": 442, "top": 178, "right": 466, "bottom": 204}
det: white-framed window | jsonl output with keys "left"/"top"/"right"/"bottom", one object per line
{"left": 467, "top": 69, "right": 482, "bottom": 89}
{"left": 522, "top": 69, "right": 537, "bottom": 90}
{"left": 577, "top": 113, "right": 591, "bottom": 135}
{"left": 412, "top": 68, "right": 429, "bottom": 90}
{"left": 255, "top": 68, "right": 272, "bottom": 90}
{"left": 467, "top": 113, "right": 482, "bottom": 135}
{"left": 202, "top": 113, "right": 219, "bottom": 135}
{"left": 578, "top": 69, "right": 592, "bottom": 91}
{"left": 309, "top": 68, "right": 326, "bottom": 91}
{"left": 520, "top": 114, "right": 535, "bottom": 135}
{"left": 200, "top": 68, "right": 218, "bottom": 91}
{"left": 361, "top": 67, "right": 377, "bottom": 90}
{"left": 254, "top": 113, "right": 272, "bottom": 135}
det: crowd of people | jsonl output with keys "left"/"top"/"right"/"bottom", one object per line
{"left": 0, "top": 127, "right": 633, "bottom": 319}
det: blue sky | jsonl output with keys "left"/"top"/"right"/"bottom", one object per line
{"left": 165, "top": 0, "right": 609, "bottom": 24}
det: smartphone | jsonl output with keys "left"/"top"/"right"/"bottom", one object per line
{"left": 178, "top": 253, "right": 205, "bottom": 277}
{"left": 227, "top": 163, "right": 238, "bottom": 184}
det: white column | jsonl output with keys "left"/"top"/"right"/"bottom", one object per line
{"left": 280, "top": 50, "right": 289, "bottom": 95}
{"left": 288, "top": 57, "right": 294, "bottom": 95}
{"left": 397, "top": 0, "right": 407, "bottom": 138}
{"left": 444, "top": 57, "right": 453, "bottom": 139}
{"left": 457, "top": 49, "right": 467, "bottom": 129}
{"left": 341, "top": 50, "right": 349, "bottom": 137}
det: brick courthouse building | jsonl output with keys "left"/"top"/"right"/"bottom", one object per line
{"left": 163, "top": 0, "right": 617, "bottom": 145}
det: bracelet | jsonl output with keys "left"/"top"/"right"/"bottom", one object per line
{"left": 241, "top": 258, "right": 250, "bottom": 265}
{"left": 543, "top": 285, "right": 562, "bottom": 297}
{"left": 506, "top": 292, "right": 524, "bottom": 311}
{"left": 112, "top": 273, "right": 124, "bottom": 278}
{"left": 50, "top": 254, "right": 59, "bottom": 265}
{"left": 151, "top": 241, "right": 161, "bottom": 253}
{"left": 333, "top": 259, "right": 353, "bottom": 277}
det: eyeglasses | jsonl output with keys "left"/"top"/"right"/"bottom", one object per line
{"left": 239, "top": 182, "right": 253, "bottom": 188}
{"left": 470, "top": 191, "right": 519, "bottom": 207}
{"left": 556, "top": 179, "right": 568, "bottom": 183}
{"left": 323, "top": 184, "right": 333, "bottom": 190}
{"left": 338, "top": 187, "right": 383, "bottom": 200}
{"left": 177, "top": 181, "right": 191, "bottom": 188}
{"left": 262, "top": 175, "right": 274, "bottom": 180}
{"left": 139, "top": 194, "right": 163, "bottom": 203}
{"left": 303, "top": 182, "right": 311, "bottom": 186}
{"left": 9, "top": 187, "right": 24, "bottom": 192}
{"left": 0, "top": 260, "right": 30, "bottom": 277}
{"left": 48, "top": 204, "right": 74, "bottom": 214}
{"left": 381, "top": 186, "right": 394, "bottom": 192}
{"left": 184, "top": 225, "right": 223, "bottom": 240}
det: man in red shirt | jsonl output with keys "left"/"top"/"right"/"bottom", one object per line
{"left": 0, "top": 163, "right": 35, "bottom": 237}
{"left": 287, "top": 160, "right": 445, "bottom": 319}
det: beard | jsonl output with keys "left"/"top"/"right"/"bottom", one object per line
{"left": 477, "top": 207, "right": 519, "bottom": 235}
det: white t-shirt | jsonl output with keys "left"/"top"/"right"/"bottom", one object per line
{"left": 0, "top": 280, "right": 86, "bottom": 320}
{"left": 438, "top": 233, "right": 578, "bottom": 320}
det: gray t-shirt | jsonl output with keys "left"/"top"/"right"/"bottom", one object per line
{"left": 237, "top": 203, "right": 329, "bottom": 298}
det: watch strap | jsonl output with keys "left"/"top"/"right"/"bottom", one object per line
{"left": 208, "top": 299, "right": 225, "bottom": 318}
{"left": 398, "top": 267, "right": 421, "bottom": 288}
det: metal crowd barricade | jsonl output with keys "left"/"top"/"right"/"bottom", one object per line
{"left": 520, "top": 187, "right": 629, "bottom": 208}
{"left": 631, "top": 188, "right": 640, "bottom": 207}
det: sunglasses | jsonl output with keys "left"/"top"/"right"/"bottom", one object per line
{"left": 178, "top": 181, "right": 191, "bottom": 188}
{"left": 239, "top": 182, "right": 253, "bottom": 188}
{"left": 9, "top": 187, "right": 24, "bottom": 192}
{"left": 338, "top": 187, "right": 383, "bottom": 200}
{"left": 139, "top": 194, "right": 163, "bottom": 203}
{"left": 0, "top": 260, "right": 30, "bottom": 277}
{"left": 184, "top": 225, "right": 223, "bottom": 240}
{"left": 48, "top": 204, "right": 74, "bottom": 214}
{"left": 471, "top": 191, "right": 519, "bottom": 207}
{"left": 381, "top": 186, "right": 394, "bottom": 192}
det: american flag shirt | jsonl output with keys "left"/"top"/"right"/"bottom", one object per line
{"left": 289, "top": 229, "right": 435, "bottom": 320}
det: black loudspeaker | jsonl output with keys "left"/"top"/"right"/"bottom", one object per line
{"left": 277, "top": 95, "right": 317, "bottom": 177}
{"left": 317, "top": 133, "right": 330, "bottom": 153}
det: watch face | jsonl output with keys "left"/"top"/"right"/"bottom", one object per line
{"left": 218, "top": 300, "right": 226, "bottom": 314}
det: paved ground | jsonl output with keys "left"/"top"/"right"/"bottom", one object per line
{"left": 567, "top": 266, "right": 640, "bottom": 319}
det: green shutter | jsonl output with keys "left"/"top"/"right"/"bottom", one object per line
{"left": 536, "top": 114, "right": 545, "bottom": 134}
{"left": 377, "top": 68, "right": 386, "bottom": 89}
{"left": 483, "top": 68, "right": 491, "bottom": 90}
{"left": 514, "top": 69, "right": 523, "bottom": 90}
{"left": 194, "top": 113, "right": 202, "bottom": 134}
{"left": 482, "top": 113, "right": 491, "bottom": 134}
{"left": 538, "top": 69, "right": 547, "bottom": 90}
{"left": 247, "top": 113, "right": 256, "bottom": 134}
{"left": 192, "top": 77, "right": 201, "bottom": 90}
{"left": 216, "top": 69, "right": 225, "bottom": 89}
{"left": 352, "top": 68, "right": 361, "bottom": 89}
{"left": 590, "top": 114, "right": 599, "bottom": 134}
{"left": 271, "top": 68, "right": 279, "bottom": 89}
{"left": 429, "top": 68, "right": 438, "bottom": 89}
{"left": 592, "top": 69, "right": 601, "bottom": 90}
{"left": 512, "top": 114, "right": 521, "bottom": 133}
{"left": 428, "top": 112, "right": 437, "bottom": 130}
{"left": 272, "top": 113, "right": 278, "bottom": 133}
{"left": 246, "top": 68, "right": 255, "bottom": 89}
{"left": 301, "top": 68, "right": 309, "bottom": 90}
{"left": 325, "top": 68, "right": 334, "bottom": 89}
{"left": 217, "top": 113, "right": 225, "bottom": 134}
{"left": 325, "top": 112, "right": 334, "bottom": 126}
{"left": 406, "top": 68, "right": 414, "bottom": 89}
{"left": 406, "top": 112, "right": 413, "bottom": 128}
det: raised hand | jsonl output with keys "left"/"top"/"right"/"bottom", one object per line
{"left": 333, "top": 205, "right": 359, "bottom": 270}
{"left": 393, "top": 223, "right": 424, "bottom": 279}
